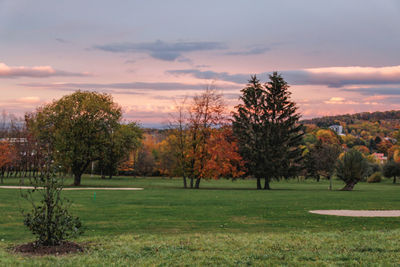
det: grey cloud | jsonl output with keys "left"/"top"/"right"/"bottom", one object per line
{"left": 225, "top": 46, "right": 270, "bottom": 56}
{"left": 124, "top": 59, "right": 136, "bottom": 64}
{"left": 379, "top": 96, "right": 400, "bottom": 104}
{"left": 93, "top": 40, "right": 226, "bottom": 61}
{"left": 19, "top": 81, "right": 239, "bottom": 91}
{"left": 55, "top": 38, "right": 69, "bottom": 44}
{"left": 167, "top": 69, "right": 254, "bottom": 84}
{"left": 283, "top": 70, "right": 400, "bottom": 88}
{"left": 195, "top": 64, "right": 211, "bottom": 68}
{"left": 223, "top": 93, "right": 241, "bottom": 100}
{"left": 341, "top": 87, "right": 400, "bottom": 96}
{"left": 167, "top": 68, "right": 400, "bottom": 88}
{"left": 152, "top": 92, "right": 240, "bottom": 101}
{"left": 17, "top": 86, "right": 147, "bottom": 96}
{"left": 123, "top": 110, "right": 170, "bottom": 128}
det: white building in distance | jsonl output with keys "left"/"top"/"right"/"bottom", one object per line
{"left": 329, "top": 125, "right": 345, "bottom": 136}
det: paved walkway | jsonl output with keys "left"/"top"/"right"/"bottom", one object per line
{"left": 310, "top": 210, "right": 400, "bottom": 217}
{"left": 0, "top": 186, "right": 143, "bottom": 191}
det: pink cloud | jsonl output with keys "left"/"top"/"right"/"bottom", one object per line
{"left": 16, "top": 96, "right": 41, "bottom": 104}
{"left": 0, "top": 62, "right": 90, "bottom": 78}
{"left": 324, "top": 97, "right": 358, "bottom": 105}
{"left": 363, "top": 95, "right": 389, "bottom": 101}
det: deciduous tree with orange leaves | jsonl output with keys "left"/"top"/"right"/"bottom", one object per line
{"left": 186, "top": 87, "right": 227, "bottom": 188}
{"left": 196, "top": 127, "right": 245, "bottom": 180}
{"left": 168, "top": 87, "right": 245, "bottom": 188}
{"left": 0, "top": 141, "right": 16, "bottom": 184}
{"left": 315, "top": 129, "right": 340, "bottom": 145}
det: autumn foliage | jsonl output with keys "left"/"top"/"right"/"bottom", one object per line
{"left": 194, "top": 127, "right": 245, "bottom": 180}
{"left": 0, "top": 141, "right": 16, "bottom": 183}
{"left": 315, "top": 129, "right": 340, "bottom": 145}
{"left": 0, "top": 141, "right": 14, "bottom": 169}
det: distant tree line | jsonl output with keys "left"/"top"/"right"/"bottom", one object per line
{"left": 302, "top": 110, "right": 400, "bottom": 127}
{"left": 2, "top": 73, "right": 400, "bottom": 191}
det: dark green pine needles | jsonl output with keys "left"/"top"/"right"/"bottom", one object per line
{"left": 232, "top": 72, "right": 304, "bottom": 189}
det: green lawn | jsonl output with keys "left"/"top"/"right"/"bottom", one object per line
{"left": 0, "top": 176, "right": 399, "bottom": 266}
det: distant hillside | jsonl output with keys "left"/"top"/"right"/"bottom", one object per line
{"left": 301, "top": 110, "right": 400, "bottom": 128}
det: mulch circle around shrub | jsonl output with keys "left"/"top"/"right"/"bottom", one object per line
{"left": 14, "top": 241, "right": 83, "bottom": 256}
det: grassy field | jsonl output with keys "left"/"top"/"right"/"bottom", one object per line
{"left": 0, "top": 176, "right": 400, "bottom": 266}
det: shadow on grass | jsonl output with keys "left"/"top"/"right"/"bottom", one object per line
{"left": 166, "top": 186, "right": 302, "bottom": 191}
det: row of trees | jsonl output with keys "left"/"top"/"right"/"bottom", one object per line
{"left": 0, "top": 92, "right": 143, "bottom": 186}
{"left": 2, "top": 73, "right": 399, "bottom": 191}
{"left": 146, "top": 73, "right": 304, "bottom": 189}
{"left": 1, "top": 73, "right": 302, "bottom": 190}
{"left": 302, "top": 110, "right": 400, "bottom": 128}
{"left": 0, "top": 114, "right": 44, "bottom": 181}
{"left": 5, "top": 72, "right": 399, "bottom": 251}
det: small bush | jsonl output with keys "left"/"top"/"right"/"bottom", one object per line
{"left": 367, "top": 172, "right": 383, "bottom": 183}
{"left": 336, "top": 149, "right": 369, "bottom": 190}
{"left": 365, "top": 162, "right": 381, "bottom": 178}
{"left": 383, "top": 160, "right": 400, "bottom": 184}
{"left": 22, "top": 170, "right": 83, "bottom": 246}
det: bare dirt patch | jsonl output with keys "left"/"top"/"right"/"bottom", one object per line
{"left": 14, "top": 241, "right": 83, "bottom": 256}
{"left": 310, "top": 210, "right": 400, "bottom": 217}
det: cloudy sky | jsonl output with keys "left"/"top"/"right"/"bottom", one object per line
{"left": 1, "top": 0, "right": 400, "bottom": 127}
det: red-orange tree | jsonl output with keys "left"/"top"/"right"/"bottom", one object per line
{"left": 0, "top": 141, "right": 16, "bottom": 183}
{"left": 168, "top": 88, "right": 245, "bottom": 188}
{"left": 195, "top": 127, "right": 245, "bottom": 180}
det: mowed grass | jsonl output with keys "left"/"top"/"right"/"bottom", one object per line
{"left": 2, "top": 231, "right": 400, "bottom": 266}
{"left": 0, "top": 176, "right": 400, "bottom": 266}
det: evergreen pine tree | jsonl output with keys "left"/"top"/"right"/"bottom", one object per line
{"left": 232, "top": 72, "right": 304, "bottom": 189}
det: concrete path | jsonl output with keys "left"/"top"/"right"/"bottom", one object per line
{"left": 310, "top": 210, "right": 400, "bottom": 217}
{"left": 0, "top": 186, "right": 143, "bottom": 191}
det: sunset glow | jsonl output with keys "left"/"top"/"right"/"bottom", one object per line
{"left": 1, "top": 0, "right": 400, "bottom": 126}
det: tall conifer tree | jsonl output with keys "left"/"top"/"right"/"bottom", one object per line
{"left": 233, "top": 72, "right": 304, "bottom": 189}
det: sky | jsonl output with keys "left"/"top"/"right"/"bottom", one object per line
{"left": 1, "top": 0, "right": 400, "bottom": 127}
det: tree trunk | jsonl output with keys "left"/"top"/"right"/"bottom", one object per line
{"left": 183, "top": 175, "right": 187, "bottom": 188}
{"left": 341, "top": 181, "right": 357, "bottom": 191}
{"left": 194, "top": 177, "right": 201, "bottom": 189}
{"left": 256, "top": 177, "right": 262, "bottom": 189}
{"left": 45, "top": 184, "right": 54, "bottom": 246}
{"left": 190, "top": 177, "right": 194, "bottom": 188}
{"left": 109, "top": 174, "right": 113, "bottom": 179}
{"left": 393, "top": 176, "right": 396, "bottom": 184}
{"left": 73, "top": 173, "right": 82, "bottom": 186}
{"left": 329, "top": 175, "right": 332, "bottom": 191}
{"left": 264, "top": 178, "right": 271, "bottom": 190}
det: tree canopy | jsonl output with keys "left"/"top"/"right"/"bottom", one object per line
{"left": 97, "top": 122, "right": 143, "bottom": 179}
{"left": 383, "top": 160, "right": 400, "bottom": 184}
{"left": 336, "top": 149, "right": 369, "bottom": 191}
{"left": 232, "top": 73, "right": 304, "bottom": 189}
{"left": 27, "top": 91, "right": 123, "bottom": 186}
